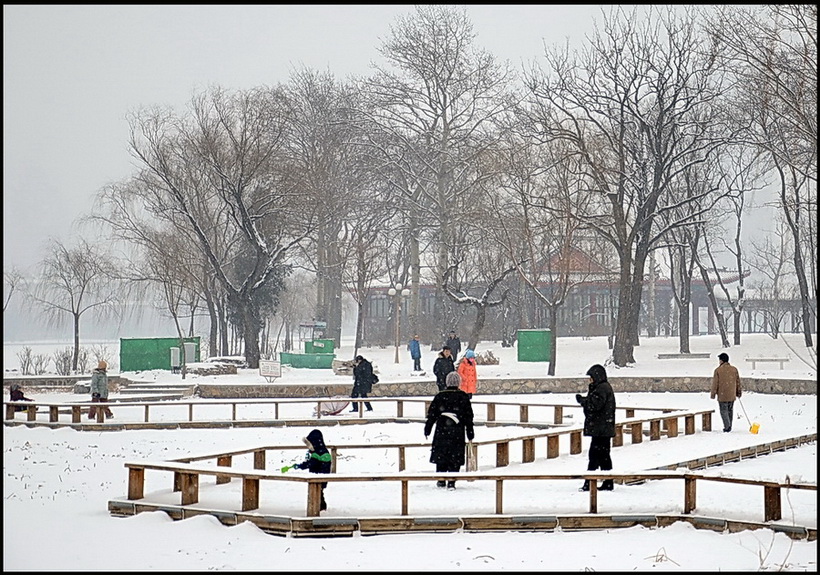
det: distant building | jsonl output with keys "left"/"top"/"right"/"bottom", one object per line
{"left": 359, "top": 248, "right": 813, "bottom": 346}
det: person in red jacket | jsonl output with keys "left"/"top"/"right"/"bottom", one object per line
{"left": 457, "top": 349, "right": 477, "bottom": 398}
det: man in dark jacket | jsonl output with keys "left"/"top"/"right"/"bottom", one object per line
{"left": 432, "top": 346, "right": 456, "bottom": 392}
{"left": 350, "top": 355, "right": 375, "bottom": 412}
{"left": 445, "top": 330, "right": 462, "bottom": 359}
{"left": 424, "top": 371, "right": 475, "bottom": 490}
{"left": 575, "top": 364, "right": 616, "bottom": 491}
{"left": 292, "top": 429, "right": 332, "bottom": 511}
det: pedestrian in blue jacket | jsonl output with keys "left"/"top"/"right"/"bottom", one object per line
{"left": 408, "top": 334, "right": 422, "bottom": 372}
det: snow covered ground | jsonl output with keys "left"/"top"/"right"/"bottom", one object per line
{"left": 3, "top": 333, "right": 817, "bottom": 571}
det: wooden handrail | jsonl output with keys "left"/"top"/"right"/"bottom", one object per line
{"left": 122, "top": 460, "right": 816, "bottom": 521}
{"left": 4, "top": 397, "right": 710, "bottom": 428}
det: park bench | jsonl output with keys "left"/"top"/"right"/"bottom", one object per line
{"left": 745, "top": 356, "right": 790, "bottom": 370}
{"left": 657, "top": 352, "right": 712, "bottom": 359}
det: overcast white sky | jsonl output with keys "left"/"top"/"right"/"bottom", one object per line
{"left": 3, "top": 4, "right": 625, "bottom": 270}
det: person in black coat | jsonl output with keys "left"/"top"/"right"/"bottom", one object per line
{"left": 350, "top": 355, "right": 375, "bottom": 412}
{"left": 432, "top": 346, "right": 456, "bottom": 392}
{"left": 445, "top": 330, "right": 462, "bottom": 359}
{"left": 424, "top": 371, "right": 475, "bottom": 489}
{"left": 576, "top": 364, "right": 617, "bottom": 491}
{"left": 9, "top": 383, "right": 33, "bottom": 412}
{"left": 292, "top": 429, "right": 332, "bottom": 511}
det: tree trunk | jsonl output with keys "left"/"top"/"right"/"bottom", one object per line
{"left": 733, "top": 310, "right": 742, "bottom": 346}
{"left": 219, "top": 296, "right": 229, "bottom": 356}
{"left": 204, "top": 290, "right": 218, "bottom": 358}
{"left": 697, "top": 261, "right": 730, "bottom": 348}
{"left": 410, "top": 232, "right": 421, "bottom": 336}
{"left": 678, "top": 303, "right": 690, "bottom": 354}
{"left": 547, "top": 307, "right": 557, "bottom": 376}
{"left": 72, "top": 313, "right": 81, "bottom": 372}
{"left": 354, "top": 300, "right": 365, "bottom": 358}
{"left": 647, "top": 249, "right": 657, "bottom": 338}
{"left": 467, "top": 304, "right": 487, "bottom": 352}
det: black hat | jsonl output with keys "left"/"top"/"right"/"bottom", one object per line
{"left": 718, "top": 352, "right": 729, "bottom": 363}
{"left": 586, "top": 364, "right": 608, "bottom": 384}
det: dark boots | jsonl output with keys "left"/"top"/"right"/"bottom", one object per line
{"left": 447, "top": 481, "right": 456, "bottom": 490}
{"left": 579, "top": 480, "right": 590, "bottom": 492}
{"left": 600, "top": 479, "right": 614, "bottom": 491}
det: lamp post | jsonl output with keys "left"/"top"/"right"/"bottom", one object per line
{"left": 387, "top": 283, "right": 410, "bottom": 364}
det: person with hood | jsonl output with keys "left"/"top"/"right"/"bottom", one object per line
{"left": 711, "top": 352, "right": 742, "bottom": 432}
{"left": 432, "top": 346, "right": 456, "bottom": 392}
{"left": 575, "top": 364, "right": 616, "bottom": 491}
{"left": 424, "top": 371, "right": 475, "bottom": 490}
{"left": 9, "top": 383, "right": 33, "bottom": 411}
{"left": 89, "top": 360, "right": 114, "bottom": 420}
{"left": 408, "top": 334, "right": 422, "bottom": 372}
{"left": 350, "top": 355, "right": 375, "bottom": 412}
{"left": 289, "top": 429, "right": 332, "bottom": 511}
{"left": 457, "top": 349, "right": 478, "bottom": 398}
{"left": 445, "top": 330, "right": 462, "bottom": 360}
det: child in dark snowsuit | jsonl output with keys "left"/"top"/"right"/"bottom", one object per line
{"left": 293, "top": 429, "right": 332, "bottom": 511}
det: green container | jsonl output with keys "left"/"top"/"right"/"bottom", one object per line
{"left": 516, "top": 329, "right": 552, "bottom": 362}
{"left": 304, "top": 339, "right": 335, "bottom": 354}
{"left": 120, "top": 337, "right": 200, "bottom": 372}
{"left": 280, "top": 352, "right": 335, "bottom": 369}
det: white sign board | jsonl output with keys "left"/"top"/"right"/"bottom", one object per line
{"left": 259, "top": 360, "right": 281, "bottom": 380}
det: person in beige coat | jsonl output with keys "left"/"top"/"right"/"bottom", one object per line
{"left": 710, "top": 352, "right": 742, "bottom": 432}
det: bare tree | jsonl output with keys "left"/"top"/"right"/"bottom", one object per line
{"left": 361, "top": 5, "right": 517, "bottom": 338}
{"left": 124, "top": 86, "right": 317, "bottom": 368}
{"left": 525, "top": 6, "right": 728, "bottom": 366}
{"left": 339, "top": 203, "right": 392, "bottom": 357}
{"left": 27, "top": 238, "right": 120, "bottom": 372}
{"left": 747, "top": 219, "right": 797, "bottom": 338}
{"left": 699, "top": 145, "right": 766, "bottom": 346}
{"left": 3, "top": 265, "right": 24, "bottom": 313}
{"left": 707, "top": 4, "right": 817, "bottom": 348}
{"left": 488, "top": 129, "right": 600, "bottom": 374}
{"left": 285, "top": 68, "right": 367, "bottom": 345}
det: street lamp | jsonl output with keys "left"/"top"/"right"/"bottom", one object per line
{"left": 387, "top": 283, "right": 410, "bottom": 364}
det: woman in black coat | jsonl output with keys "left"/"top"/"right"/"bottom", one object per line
{"left": 575, "top": 364, "right": 616, "bottom": 491}
{"left": 350, "top": 355, "right": 374, "bottom": 411}
{"left": 424, "top": 371, "right": 475, "bottom": 489}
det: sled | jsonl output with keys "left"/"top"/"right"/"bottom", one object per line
{"left": 313, "top": 396, "right": 351, "bottom": 417}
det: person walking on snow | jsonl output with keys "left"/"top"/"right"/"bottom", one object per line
{"left": 408, "top": 334, "right": 422, "bottom": 372}
{"left": 711, "top": 352, "right": 742, "bottom": 432}
{"left": 89, "top": 360, "right": 114, "bottom": 419}
{"left": 576, "top": 364, "right": 616, "bottom": 491}
{"left": 350, "top": 355, "right": 375, "bottom": 412}
{"left": 445, "top": 330, "right": 462, "bottom": 359}
{"left": 457, "top": 349, "right": 478, "bottom": 399}
{"left": 432, "top": 346, "right": 456, "bottom": 392}
{"left": 424, "top": 371, "right": 475, "bottom": 490}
